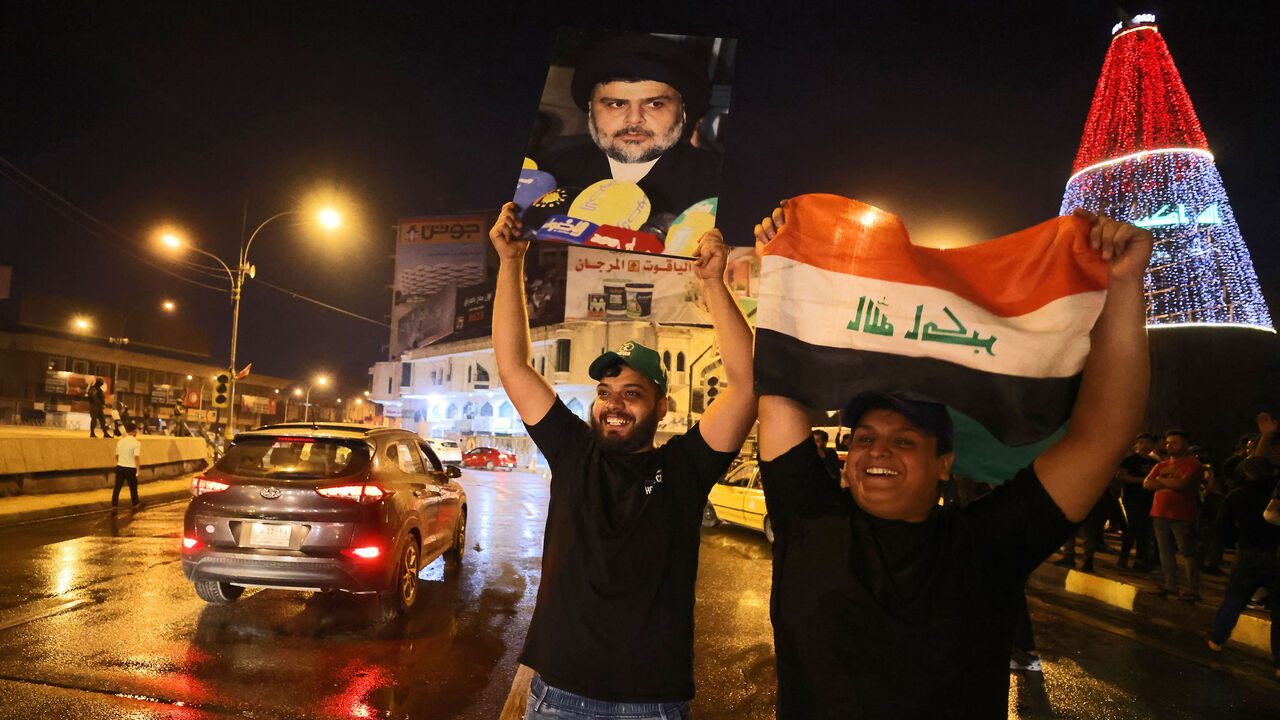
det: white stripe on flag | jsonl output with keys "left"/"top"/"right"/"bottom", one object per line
{"left": 757, "top": 256, "right": 1105, "bottom": 379}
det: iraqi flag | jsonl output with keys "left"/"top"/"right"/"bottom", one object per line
{"left": 756, "top": 194, "right": 1110, "bottom": 483}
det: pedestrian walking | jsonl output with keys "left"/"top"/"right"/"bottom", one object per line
{"left": 113, "top": 422, "right": 142, "bottom": 508}
{"left": 87, "top": 378, "right": 109, "bottom": 438}
{"left": 1206, "top": 457, "right": 1279, "bottom": 679}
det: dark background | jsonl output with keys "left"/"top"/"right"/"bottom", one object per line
{"left": 2, "top": 1, "right": 1275, "bottom": 397}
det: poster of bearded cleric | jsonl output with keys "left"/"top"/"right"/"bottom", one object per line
{"left": 512, "top": 29, "right": 734, "bottom": 257}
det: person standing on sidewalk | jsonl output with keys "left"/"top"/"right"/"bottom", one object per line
{"left": 87, "top": 378, "right": 109, "bottom": 438}
{"left": 1145, "top": 429, "right": 1205, "bottom": 601}
{"left": 1206, "top": 456, "right": 1279, "bottom": 678}
{"left": 489, "top": 203, "right": 757, "bottom": 720}
{"left": 1117, "top": 433, "right": 1159, "bottom": 571}
{"left": 113, "top": 423, "right": 142, "bottom": 508}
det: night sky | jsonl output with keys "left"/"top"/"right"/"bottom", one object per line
{"left": 3, "top": 1, "right": 1276, "bottom": 394}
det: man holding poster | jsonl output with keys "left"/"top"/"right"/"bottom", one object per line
{"left": 489, "top": 202, "right": 755, "bottom": 719}
{"left": 753, "top": 201, "right": 1152, "bottom": 718}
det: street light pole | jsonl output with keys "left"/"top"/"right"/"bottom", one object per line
{"left": 304, "top": 377, "right": 328, "bottom": 422}
{"left": 162, "top": 208, "right": 339, "bottom": 439}
{"left": 227, "top": 211, "right": 298, "bottom": 438}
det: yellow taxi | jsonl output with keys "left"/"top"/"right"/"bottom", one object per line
{"left": 702, "top": 460, "right": 773, "bottom": 543}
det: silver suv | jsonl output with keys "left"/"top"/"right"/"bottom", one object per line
{"left": 181, "top": 423, "right": 467, "bottom": 616}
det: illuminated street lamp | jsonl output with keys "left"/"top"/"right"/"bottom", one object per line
{"left": 160, "top": 207, "right": 341, "bottom": 437}
{"left": 282, "top": 387, "right": 303, "bottom": 421}
{"left": 304, "top": 376, "right": 328, "bottom": 422}
{"left": 162, "top": 300, "right": 176, "bottom": 312}
{"left": 71, "top": 315, "right": 91, "bottom": 331}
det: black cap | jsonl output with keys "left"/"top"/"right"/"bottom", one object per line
{"left": 842, "top": 391, "right": 954, "bottom": 455}
{"left": 571, "top": 34, "right": 711, "bottom": 122}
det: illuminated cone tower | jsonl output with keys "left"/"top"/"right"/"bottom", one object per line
{"left": 1060, "top": 14, "right": 1272, "bottom": 331}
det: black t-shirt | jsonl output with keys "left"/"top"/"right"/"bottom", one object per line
{"left": 1119, "top": 452, "right": 1157, "bottom": 483}
{"left": 518, "top": 398, "right": 737, "bottom": 702}
{"left": 1216, "top": 475, "right": 1280, "bottom": 552}
{"left": 760, "top": 440, "right": 1075, "bottom": 719}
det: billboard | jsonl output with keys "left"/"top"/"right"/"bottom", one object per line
{"left": 511, "top": 29, "right": 735, "bottom": 257}
{"left": 449, "top": 244, "right": 568, "bottom": 341}
{"left": 390, "top": 214, "right": 491, "bottom": 357}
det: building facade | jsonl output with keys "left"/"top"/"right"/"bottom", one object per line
{"left": 0, "top": 291, "right": 340, "bottom": 433}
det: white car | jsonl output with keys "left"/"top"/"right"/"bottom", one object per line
{"left": 425, "top": 439, "right": 462, "bottom": 467}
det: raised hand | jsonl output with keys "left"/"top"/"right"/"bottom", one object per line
{"left": 1071, "top": 208, "right": 1153, "bottom": 283}
{"left": 489, "top": 202, "right": 529, "bottom": 261}
{"left": 753, "top": 201, "right": 789, "bottom": 250}
{"left": 692, "top": 229, "right": 730, "bottom": 281}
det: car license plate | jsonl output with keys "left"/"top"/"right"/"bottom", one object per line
{"left": 248, "top": 523, "right": 292, "bottom": 548}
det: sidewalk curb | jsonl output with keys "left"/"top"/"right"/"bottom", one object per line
{"left": 0, "top": 485, "right": 193, "bottom": 527}
{"left": 1059, "top": 566, "right": 1272, "bottom": 655}
{"left": 1065, "top": 569, "right": 1138, "bottom": 611}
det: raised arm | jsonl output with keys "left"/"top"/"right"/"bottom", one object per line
{"left": 692, "top": 229, "right": 758, "bottom": 453}
{"left": 490, "top": 203, "right": 557, "bottom": 425}
{"left": 1250, "top": 412, "right": 1276, "bottom": 459}
{"left": 753, "top": 203, "right": 815, "bottom": 462}
{"left": 1035, "top": 210, "right": 1152, "bottom": 522}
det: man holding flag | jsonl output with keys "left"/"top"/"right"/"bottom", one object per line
{"left": 753, "top": 200, "right": 1151, "bottom": 718}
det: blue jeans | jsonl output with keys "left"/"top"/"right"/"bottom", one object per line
{"left": 524, "top": 675, "right": 690, "bottom": 719}
{"left": 1209, "top": 548, "right": 1278, "bottom": 666}
{"left": 1152, "top": 517, "right": 1200, "bottom": 595}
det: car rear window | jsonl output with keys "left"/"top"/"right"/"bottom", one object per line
{"left": 218, "top": 436, "right": 372, "bottom": 479}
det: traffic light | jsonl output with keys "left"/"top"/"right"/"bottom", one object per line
{"left": 212, "top": 373, "right": 231, "bottom": 408}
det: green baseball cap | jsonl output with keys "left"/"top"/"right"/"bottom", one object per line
{"left": 588, "top": 340, "right": 668, "bottom": 395}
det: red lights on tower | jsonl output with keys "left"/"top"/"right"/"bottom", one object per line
{"left": 1072, "top": 17, "right": 1208, "bottom": 173}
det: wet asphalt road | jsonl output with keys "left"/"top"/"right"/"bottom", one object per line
{"left": 0, "top": 468, "right": 1277, "bottom": 719}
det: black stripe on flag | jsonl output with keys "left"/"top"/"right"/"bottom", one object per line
{"left": 754, "top": 328, "right": 1080, "bottom": 447}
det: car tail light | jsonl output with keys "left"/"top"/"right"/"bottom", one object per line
{"left": 182, "top": 535, "right": 203, "bottom": 551}
{"left": 191, "top": 476, "right": 230, "bottom": 496}
{"left": 316, "top": 484, "right": 391, "bottom": 504}
{"left": 342, "top": 546, "right": 382, "bottom": 559}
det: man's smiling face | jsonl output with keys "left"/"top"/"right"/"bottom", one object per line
{"left": 843, "top": 409, "right": 953, "bottom": 522}
{"left": 590, "top": 364, "right": 667, "bottom": 452}
{"left": 588, "top": 80, "right": 685, "bottom": 163}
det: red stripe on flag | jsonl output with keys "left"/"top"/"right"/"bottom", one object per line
{"left": 761, "top": 194, "right": 1110, "bottom": 318}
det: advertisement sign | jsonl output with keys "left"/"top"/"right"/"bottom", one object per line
{"left": 239, "top": 395, "right": 275, "bottom": 415}
{"left": 565, "top": 246, "right": 710, "bottom": 324}
{"left": 449, "top": 244, "right": 568, "bottom": 342}
{"left": 390, "top": 214, "right": 491, "bottom": 357}
{"left": 511, "top": 29, "right": 735, "bottom": 257}
{"left": 151, "top": 384, "right": 172, "bottom": 405}
{"left": 383, "top": 404, "right": 403, "bottom": 418}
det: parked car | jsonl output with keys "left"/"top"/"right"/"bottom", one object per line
{"left": 180, "top": 422, "right": 467, "bottom": 617}
{"left": 703, "top": 460, "right": 773, "bottom": 543}
{"left": 462, "top": 446, "right": 517, "bottom": 471}
{"left": 425, "top": 438, "right": 462, "bottom": 467}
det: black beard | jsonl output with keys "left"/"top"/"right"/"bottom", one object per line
{"left": 590, "top": 411, "right": 659, "bottom": 452}
{"left": 588, "top": 108, "right": 685, "bottom": 164}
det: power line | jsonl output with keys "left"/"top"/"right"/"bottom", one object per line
{"left": 252, "top": 277, "right": 390, "bottom": 328}
{"left": 0, "top": 155, "right": 231, "bottom": 293}
{"left": 0, "top": 154, "right": 391, "bottom": 328}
